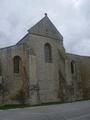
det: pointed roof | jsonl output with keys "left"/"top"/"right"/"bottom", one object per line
{"left": 28, "top": 13, "right": 63, "bottom": 40}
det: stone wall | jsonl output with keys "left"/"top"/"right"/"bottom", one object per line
{"left": 26, "top": 33, "right": 66, "bottom": 103}
{"left": 66, "top": 53, "right": 90, "bottom": 101}
{"left": 0, "top": 31, "right": 67, "bottom": 105}
{"left": 66, "top": 54, "right": 83, "bottom": 101}
{"left": 0, "top": 13, "right": 90, "bottom": 105}
{"left": 79, "top": 56, "right": 90, "bottom": 99}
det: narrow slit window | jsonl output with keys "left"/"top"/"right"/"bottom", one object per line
{"left": 71, "top": 60, "right": 75, "bottom": 74}
{"left": 13, "top": 56, "right": 21, "bottom": 73}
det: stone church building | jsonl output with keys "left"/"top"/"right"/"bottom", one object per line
{"left": 0, "top": 14, "right": 90, "bottom": 105}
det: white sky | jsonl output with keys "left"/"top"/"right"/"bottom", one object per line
{"left": 0, "top": 0, "right": 90, "bottom": 56}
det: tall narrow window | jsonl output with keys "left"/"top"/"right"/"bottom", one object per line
{"left": 44, "top": 43, "right": 52, "bottom": 63}
{"left": 13, "top": 56, "right": 21, "bottom": 73}
{"left": 71, "top": 60, "right": 75, "bottom": 74}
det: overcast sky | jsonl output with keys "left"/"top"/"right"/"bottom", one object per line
{"left": 0, "top": 0, "right": 90, "bottom": 56}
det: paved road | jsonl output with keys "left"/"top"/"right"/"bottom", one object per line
{"left": 0, "top": 100, "right": 90, "bottom": 120}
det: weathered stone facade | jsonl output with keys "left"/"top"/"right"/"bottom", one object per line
{"left": 0, "top": 14, "right": 90, "bottom": 105}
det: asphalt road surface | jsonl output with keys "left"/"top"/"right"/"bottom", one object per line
{"left": 0, "top": 100, "right": 90, "bottom": 120}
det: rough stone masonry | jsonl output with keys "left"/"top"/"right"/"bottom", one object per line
{"left": 0, "top": 14, "right": 90, "bottom": 105}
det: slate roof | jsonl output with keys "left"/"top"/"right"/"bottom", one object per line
{"left": 28, "top": 14, "right": 63, "bottom": 40}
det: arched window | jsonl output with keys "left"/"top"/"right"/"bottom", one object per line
{"left": 44, "top": 43, "right": 52, "bottom": 63}
{"left": 13, "top": 56, "right": 21, "bottom": 73}
{"left": 71, "top": 60, "right": 75, "bottom": 74}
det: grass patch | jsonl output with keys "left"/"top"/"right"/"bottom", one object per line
{"left": 0, "top": 102, "right": 63, "bottom": 110}
{"left": 0, "top": 104, "right": 31, "bottom": 110}
{"left": 0, "top": 99, "right": 89, "bottom": 110}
